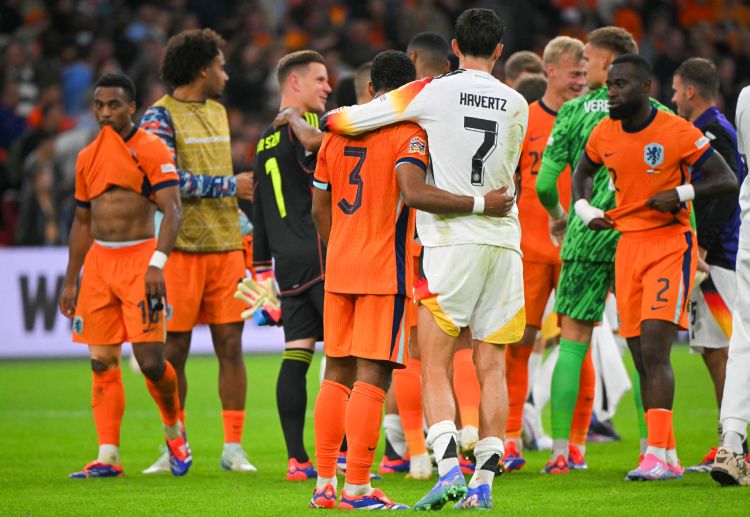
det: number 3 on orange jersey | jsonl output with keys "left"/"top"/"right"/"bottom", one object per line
{"left": 338, "top": 146, "right": 367, "bottom": 215}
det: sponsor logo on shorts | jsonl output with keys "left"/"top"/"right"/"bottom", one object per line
{"left": 72, "top": 316, "right": 84, "bottom": 334}
{"left": 409, "top": 136, "right": 427, "bottom": 155}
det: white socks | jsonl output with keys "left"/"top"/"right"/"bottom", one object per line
{"left": 317, "top": 475, "right": 337, "bottom": 490}
{"left": 469, "top": 437, "right": 503, "bottom": 488}
{"left": 383, "top": 414, "right": 407, "bottom": 458}
{"left": 427, "top": 420, "right": 460, "bottom": 477}
{"left": 666, "top": 447, "right": 679, "bottom": 466}
{"left": 98, "top": 444, "right": 120, "bottom": 465}
{"left": 164, "top": 421, "right": 182, "bottom": 440}
{"left": 645, "top": 446, "right": 666, "bottom": 462}
{"left": 724, "top": 431, "right": 744, "bottom": 455}
{"left": 343, "top": 482, "right": 372, "bottom": 496}
{"left": 552, "top": 439, "right": 568, "bottom": 459}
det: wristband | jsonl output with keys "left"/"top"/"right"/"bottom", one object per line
{"left": 472, "top": 196, "right": 485, "bottom": 214}
{"left": 149, "top": 251, "right": 168, "bottom": 270}
{"left": 574, "top": 199, "right": 605, "bottom": 226}
{"left": 549, "top": 202, "right": 565, "bottom": 219}
{"left": 675, "top": 184, "right": 695, "bottom": 202}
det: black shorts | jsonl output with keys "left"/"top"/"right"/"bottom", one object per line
{"left": 280, "top": 281, "right": 324, "bottom": 342}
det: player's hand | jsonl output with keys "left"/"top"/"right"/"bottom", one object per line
{"left": 236, "top": 172, "right": 254, "bottom": 201}
{"left": 253, "top": 301, "right": 282, "bottom": 326}
{"left": 145, "top": 266, "right": 166, "bottom": 300}
{"left": 59, "top": 283, "right": 78, "bottom": 319}
{"left": 273, "top": 107, "right": 302, "bottom": 129}
{"left": 587, "top": 216, "right": 614, "bottom": 231}
{"left": 549, "top": 212, "right": 568, "bottom": 246}
{"left": 483, "top": 186, "right": 515, "bottom": 217}
{"left": 645, "top": 189, "right": 681, "bottom": 212}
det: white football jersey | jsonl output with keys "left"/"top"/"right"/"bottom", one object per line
{"left": 325, "top": 69, "right": 529, "bottom": 250}
{"left": 736, "top": 85, "right": 750, "bottom": 248}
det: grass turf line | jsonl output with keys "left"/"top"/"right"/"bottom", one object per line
{"left": 0, "top": 346, "right": 747, "bottom": 515}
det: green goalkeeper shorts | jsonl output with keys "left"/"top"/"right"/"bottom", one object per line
{"left": 554, "top": 260, "right": 614, "bottom": 323}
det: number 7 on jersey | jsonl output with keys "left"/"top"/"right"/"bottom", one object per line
{"left": 464, "top": 116, "right": 498, "bottom": 186}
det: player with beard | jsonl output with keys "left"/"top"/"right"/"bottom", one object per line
{"left": 572, "top": 54, "right": 737, "bottom": 481}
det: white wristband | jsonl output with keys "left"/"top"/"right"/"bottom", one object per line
{"left": 675, "top": 184, "right": 695, "bottom": 202}
{"left": 472, "top": 196, "right": 485, "bottom": 214}
{"left": 574, "top": 199, "right": 605, "bottom": 226}
{"left": 149, "top": 251, "right": 168, "bottom": 270}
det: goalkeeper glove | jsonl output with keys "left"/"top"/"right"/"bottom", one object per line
{"left": 234, "top": 269, "right": 282, "bottom": 323}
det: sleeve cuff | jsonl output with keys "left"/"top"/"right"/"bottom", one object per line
{"left": 313, "top": 178, "right": 330, "bottom": 191}
{"left": 151, "top": 179, "right": 180, "bottom": 192}
{"left": 395, "top": 157, "right": 427, "bottom": 172}
{"left": 583, "top": 150, "right": 602, "bottom": 167}
{"left": 692, "top": 146, "right": 714, "bottom": 172}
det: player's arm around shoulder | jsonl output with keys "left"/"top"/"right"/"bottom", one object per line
{"left": 393, "top": 127, "right": 513, "bottom": 217}
{"left": 311, "top": 133, "right": 333, "bottom": 245}
{"left": 571, "top": 122, "right": 613, "bottom": 230}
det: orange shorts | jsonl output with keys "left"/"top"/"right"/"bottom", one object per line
{"left": 164, "top": 250, "right": 247, "bottom": 331}
{"left": 523, "top": 260, "right": 561, "bottom": 329}
{"left": 73, "top": 239, "right": 166, "bottom": 345}
{"left": 324, "top": 291, "right": 409, "bottom": 367}
{"left": 615, "top": 227, "right": 697, "bottom": 338}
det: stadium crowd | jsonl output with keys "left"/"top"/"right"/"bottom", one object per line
{"left": 1, "top": 0, "right": 749, "bottom": 246}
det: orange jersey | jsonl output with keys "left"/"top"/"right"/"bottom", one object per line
{"left": 518, "top": 100, "right": 571, "bottom": 263}
{"left": 314, "top": 123, "right": 429, "bottom": 296}
{"left": 75, "top": 125, "right": 179, "bottom": 206}
{"left": 585, "top": 108, "right": 713, "bottom": 233}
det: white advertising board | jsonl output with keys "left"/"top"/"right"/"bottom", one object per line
{"left": 0, "top": 248, "right": 288, "bottom": 358}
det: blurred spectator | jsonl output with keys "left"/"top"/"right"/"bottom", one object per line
{"left": 0, "top": 0, "right": 747, "bottom": 246}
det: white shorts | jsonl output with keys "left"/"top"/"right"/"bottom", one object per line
{"left": 689, "top": 264, "right": 736, "bottom": 353}
{"left": 421, "top": 244, "right": 525, "bottom": 344}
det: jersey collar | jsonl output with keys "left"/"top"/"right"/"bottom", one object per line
{"left": 693, "top": 106, "right": 720, "bottom": 130}
{"left": 538, "top": 98, "right": 557, "bottom": 116}
{"left": 622, "top": 106, "right": 657, "bottom": 133}
{"left": 123, "top": 124, "right": 138, "bottom": 142}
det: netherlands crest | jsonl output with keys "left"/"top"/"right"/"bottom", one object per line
{"left": 644, "top": 143, "right": 664, "bottom": 169}
{"left": 72, "top": 316, "right": 84, "bottom": 334}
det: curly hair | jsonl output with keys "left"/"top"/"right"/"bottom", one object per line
{"left": 161, "top": 29, "right": 226, "bottom": 88}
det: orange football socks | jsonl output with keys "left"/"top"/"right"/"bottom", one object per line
{"left": 222, "top": 410, "right": 245, "bottom": 444}
{"left": 345, "top": 381, "right": 386, "bottom": 486}
{"left": 144, "top": 361, "right": 180, "bottom": 427}
{"left": 453, "top": 349, "right": 480, "bottom": 430}
{"left": 504, "top": 345, "right": 532, "bottom": 441}
{"left": 91, "top": 368, "right": 125, "bottom": 446}
{"left": 314, "top": 379, "right": 350, "bottom": 479}
{"left": 394, "top": 358, "right": 426, "bottom": 456}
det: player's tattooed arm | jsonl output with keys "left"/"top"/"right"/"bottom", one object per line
{"left": 572, "top": 153, "right": 613, "bottom": 230}
{"left": 646, "top": 152, "right": 738, "bottom": 212}
{"left": 395, "top": 163, "right": 514, "bottom": 217}
{"left": 311, "top": 188, "right": 332, "bottom": 246}
{"left": 60, "top": 206, "right": 93, "bottom": 318}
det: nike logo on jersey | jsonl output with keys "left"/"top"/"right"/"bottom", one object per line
{"left": 367, "top": 446, "right": 377, "bottom": 451}
{"left": 605, "top": 152, "right": 615, "bottom": 157}
{"left": 650, "top": 304, "right": 667, "bottom": 311}
{"left": 529, "top": 135, "right": 544, "bottom": 142}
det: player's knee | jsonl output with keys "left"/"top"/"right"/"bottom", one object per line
{"left": 214, "top": 341, "right": 243, "bottom": 363}
{"left": 90, "top": 358, "right": 118, "bottom": 372}
{"left": 473, "top": 345, "right": 505, "bottom": 379}
{"left": 139, "top": 359, "right": 166, "bottom": 381}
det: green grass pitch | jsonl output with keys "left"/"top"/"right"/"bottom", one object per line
{"left": 0, "top": 346, "right": 747, "bottom": 515}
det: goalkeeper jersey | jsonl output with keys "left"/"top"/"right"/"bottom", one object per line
{"left": 537, "top": 86, "right": 669, "bottom": 263}
{"left": 324, "top": 69, "right": 528, "bottom": 252}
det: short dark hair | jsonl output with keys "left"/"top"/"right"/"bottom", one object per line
{"left": 611, "top": 53, "right": 652, "bottom": 81}
{"left": 504, "top": 51, "right": 544, "bottom": 83}
{"left": 587, "top": 26, "right": 638, "bottom": 56}
{"left": 408, "top": 32, "right": 451, "bottom": 68}
{"left": 334, "top": 76, "right": 357, "bottom": 107}
{"left": 455, "top": 8, "right": 504, "bottom": 58}
{"left": 94, "top": 73, "right": 136, "bottom": 102}
{"left": 514, "top": 75, "right": 547, "bottom": 104}
{"left": 276, "top": 50, "right": 326, "bottom": 85}
{"left": 162, "top": 29, "right": 225, "bottom": 88}
{"left": 370, "top": 50, "right": 416, "bottom": 93}
{"left": 675, "top": 57, "right": 719, "bottom": 100}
